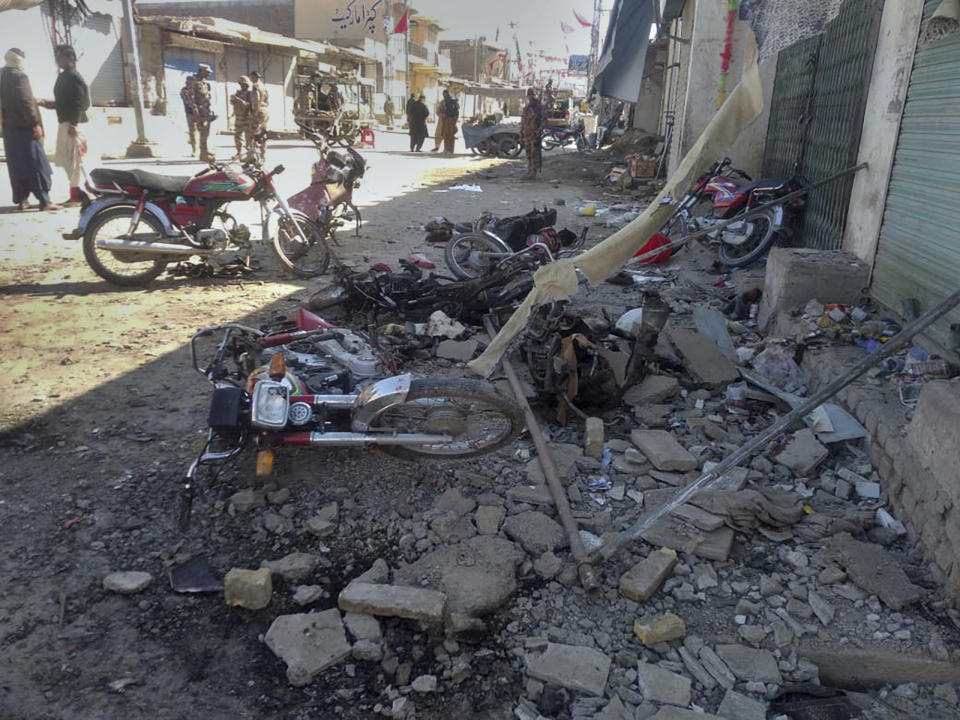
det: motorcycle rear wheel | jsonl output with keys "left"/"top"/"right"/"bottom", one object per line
{"left": 497, "top": 135, "right": 522, "bottom": 157}
{"left": 271, "top": 211, "right": 331, "bottom": 278}
{"left": 541, "top": 135, "right": 561, "bottom": 151}
{"left": 717, "top": 208, "right": 778, "bottom": 268}
{"left": 444, "top": 232, "right": 512, "bottom": 279}
{"left": 372, "top": 378, "right": 522, "bottom": 461}
{"left": 82, "top": 206, "right": 169, "bottom": 286}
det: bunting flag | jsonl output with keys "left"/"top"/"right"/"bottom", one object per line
{"left": 560, "top": 21, "right": 575, "bottom": 34}
{"left": 573, "top": 10, "right": 592, "bottom": 28}
{"left": 393, "top": 10, "right": 408, "bottom": 34}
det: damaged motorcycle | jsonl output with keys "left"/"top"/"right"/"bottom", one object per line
{"left": 181, "top": 308, "right": 522, "bottom": 528}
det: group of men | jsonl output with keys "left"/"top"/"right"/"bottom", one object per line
{"left": 401, "top": 88, "right": 459, "bottom": 154}
{"left": 180, "top": 65, "right": 268, "bottom": 163}
{"left": 1, "top": 45, "right": 90, "bottom": 211}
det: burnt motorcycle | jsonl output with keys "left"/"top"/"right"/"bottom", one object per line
{"left": 181, "top": 308, "right": 522, "bottom": 528}
{"left": 308, "top": 255, "right": 539, "bottom": 324}
{"left": 443, "top": 207, "right": 585, "bottom": 279}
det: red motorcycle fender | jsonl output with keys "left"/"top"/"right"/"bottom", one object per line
{"left": 71, "top": 197, "right": 180, "bottom": 239}
{"left": 286, "top": 184, "right": 329, "bottom": 222}
{"left": 351, "top": 374, "right": 412, "bottom": 431}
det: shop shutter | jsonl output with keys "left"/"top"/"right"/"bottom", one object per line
{"left": 870, "top": 0, "right": 960, "bottom": 347}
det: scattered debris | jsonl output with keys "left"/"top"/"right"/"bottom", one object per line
{"left": 102, "top": 571, "right": 153, "bottom": 595}
{"left": 224, "top": 568, "right": 272, "bottom": 610}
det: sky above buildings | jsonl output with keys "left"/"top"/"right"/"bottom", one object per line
{"left": 413, "top": 0, "right": 604, "bottom": 59}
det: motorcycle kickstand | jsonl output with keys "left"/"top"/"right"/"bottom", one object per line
{"left": 178, "top": 481, "right": 195, "bottom": 531}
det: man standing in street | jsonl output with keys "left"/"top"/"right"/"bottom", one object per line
{"left": 0, "top": 47, "right": 59, "bottom": 210}
{"left": 405, "top": 92, "right": 416, "bottom": 131}
{"left": 408, "top": 93, "right": 429, "bottom": 152}
{"left": 230, "top": 75, "right": 250, "bottom": 161}
{"left": 520, "top": 87, "right": 544, "bottom": 180}
{"left": 188, "top": 64, "right": 215, "bottom": 162}
{"left": 440, "top": 88, "right": 459, "bottom": 155}
{"left": 383, "top": 95, "right": 395, "bottom": 129}
{"left": 180, "top": 75, "right": 197, "bottom": 155}
{"left": 430, "top": 94, "right": 444, "bottom": 152}
{"left": 248, "top": 70, "right": 268, "bottom": 163}
{"left": 44, "top": 45, "right": 89, "bottom": 206}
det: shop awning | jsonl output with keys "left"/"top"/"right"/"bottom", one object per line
{"left": 594, "top": 0, "right": 656, "bottom": 102}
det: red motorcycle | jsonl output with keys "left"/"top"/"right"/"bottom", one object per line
{"left": 541, "top": 119, "right": 587, "bottom": 152}
{"left": 661, "top": 157, "right": 806, "bottom": 268}
{"left": 67, "top": 130, "right": 364, "bottom": 286}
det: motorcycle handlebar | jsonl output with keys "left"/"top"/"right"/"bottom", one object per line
{"left": 271, "top": 164, "right": 285, "bottom": 176}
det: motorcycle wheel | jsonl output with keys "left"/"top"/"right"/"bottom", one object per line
{"left": 271, "top": 211, "right": 331, "bottom": 278}
{"left": 541, "top": 134, "right": 560, "bottom": 151}
{"left": 717, "top": 207, "right": 778, "bottom": 268}
{"left": 372, "top": 378, "right": 522, "bottom": 461}
{"left": 444, "top": 232, "right": 512, "bottom": 279}
{"left": 497, "top": 136, "right": 522, "bottom": 157}
{"left": 82, "top": 206, "right": 169, "bottom": 286}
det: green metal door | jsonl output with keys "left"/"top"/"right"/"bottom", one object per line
{"left": 762, "top": 0, "right": 883, "bottom": 250}
{"left": 871, "top": 1, "right": 960, "bottom": 348}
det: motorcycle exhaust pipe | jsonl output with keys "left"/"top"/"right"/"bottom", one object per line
{"left": 274, "top": 431, "right": 452, "bottom": 447}
{"left": 95, "top": 238, "right": 214, "bottom": 256}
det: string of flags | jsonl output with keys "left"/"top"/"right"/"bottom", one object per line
{"left": 560, "top": 9, "right": 592, "bottom": 35}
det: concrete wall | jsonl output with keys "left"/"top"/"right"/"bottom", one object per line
{"left": 674, "top": 0, "right": 775, "bottom": 177}
{"left": 803, "top": 356, "right": 960, "bottom": 606}
{"left": 633, "top": 46, "right": 664, "bottom": 134}
{"left": 295, "top": 0, "right": 388, "bottom": 43}
{"left": 138, "top": 0, "right": 295, "bottom": 36}
{"left": 842, "top": 0, "right": 925, "bottom": 265}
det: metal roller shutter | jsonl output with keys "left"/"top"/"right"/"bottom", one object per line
{"left": 870, "top": 1, "right": 960, "bottom": 347}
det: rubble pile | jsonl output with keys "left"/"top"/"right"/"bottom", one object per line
{"left": 147, "top": 282, "right": 960, "bottom": 720}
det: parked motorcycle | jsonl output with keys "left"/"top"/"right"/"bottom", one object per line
{"left": 275, "top": 124, "right": 367, "bottom": 262}
{"left": 660, "top": 157, "right": 806, "bottom": 268}
{"left": 67, "top": 159, "right": 329, "bottom": 286}
{"left": 444, "top": 207, "right": 585, "bottom": 279}
{"left": 541, "top": 120, "right": 587, "bottom": 152}
{"left": 308, "top": 254, "right": 540, "bottom": 324}
{"left": 181, "top": 309, "right": 522, "bottom": 528}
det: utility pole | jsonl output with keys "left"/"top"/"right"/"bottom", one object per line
{"left": 121, "top": 0, "right": 155, "bottom": 157}
{"left": 404, "top": 0, "right": 410, "bottom": 99}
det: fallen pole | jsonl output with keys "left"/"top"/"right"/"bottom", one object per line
{"left": 483, "top": 316, "right": 600, "bottom": 593}
{"left": 595, "top": 284, "right": 960, "bottom": 563}
{"left": 626, "top": 162, "right": 869, "bottom": 267}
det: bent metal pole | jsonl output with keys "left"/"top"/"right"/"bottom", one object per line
{"left": 596, "top": 284, "right": 960, "bottom": 563}
{"left": 483, "top": 317, "right": 600, "bottom": 592}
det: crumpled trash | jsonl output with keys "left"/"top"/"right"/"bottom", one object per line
{"left": 752, "top": 345, "right": 805, "bottom": 392}
{"left": 433, "top": 184, "right": 483, "bottom": 193}
{"left": 426, "top": 310, "right": 467, "bottom": 340}
{"left": 579, "top": 204, "right": 597, "bottom": 216}
{"left": 691, "top": 488, "right": 805, "bottom": 533}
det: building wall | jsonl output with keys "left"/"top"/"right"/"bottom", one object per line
{"left": 295, "top": 0, "right": 388, "bottom": 43}
{"left": 138, "top": 0, "right": 295, "bottom": 36}
{"left": 633, "top": 45, "right": 665, "bottom": 134}
{"left": 842, "top": 0, "right": 924, "bottom": 264}
{"left": 675, "top": 0, "right": 774, "bottom": 177}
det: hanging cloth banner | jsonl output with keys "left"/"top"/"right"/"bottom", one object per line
{"left": 469, "top": 35, "right": 765, "bottom": 377}
{"left": 573, "top": 9, "right": 593, "bottom": 27}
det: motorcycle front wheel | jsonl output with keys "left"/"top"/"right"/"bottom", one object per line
{"left": 541, "top": 134, "right": 561, "bottom": 151}
{"left": 371, "top": 378, "right": 522, "bottom": 461}
{"left": 270, "top": 211, "right": 331, "bottom": 278}
{"left": 717, "top": 208, "right": 778, "bottom": 268}
{"left": 82, "top": 206, "right": 169, "bottom": 286}
{"left": 497, "top": 135, "right": 522, "bottom": 157}
{"left": 444, "top": 232, "right": 512, "bottom": 279}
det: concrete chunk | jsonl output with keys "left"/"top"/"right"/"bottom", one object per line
{"left": 671, "top": 503, "right": 725, "bottom": 531}
{"left": 630, "top": 429, "right": 698, "bottom": 472}
{"left": 825, "top": 532, "right": 924, "bottom": 610}
{"left": 772, "top": 429, "right": 829, "bottom": 476}
{"left": 264, "top": 609, "right": 351, "bottom": 686}
{"left": 649, "top": 709, "right": 722, "bottom": 720}
{"left": 525, "top": 642, "right": 611, "bottom": 696}
{"left": 634, "top": 613, "right": 686, "bottom": 647}
{"left": 679, "top": 646, "right": 717, "bottom": 690}
{"left": 338, "top": 582, "right": 445, "bottom": 623}
{"left": 642, "top": 519, "right": 735, "bottom": 562}
{"left": 623, "top": 375, "right": 680, "bottom": 406}
{"left": 584, "top": 417, "right": 604, "bottom": 459}
{"left": 343, "top": 612, "right": 382, "bottom": 642}
{"left": 261, "top": 552, "right": 320, "bottom": 582}
{"left": 636, "top": 661, "right": 692, "bottom": 706}
{"left": 224, "top": 568, "right": 272, "bottom": 610}
{"left": 475, "top": 504, "right": 506, "bottom": 534}
{"left": 619, "top": 547, "right": 677, "bottom": 602}
{"left": 502, "top": 510, "right": 567, "bottom": 554}
{"left": 715, "top": 644, "right": 782, "bottom": 683}
{"left": 717, "top": 690, "right": 767, "bottom": 720}
{"left": 665, "top": 327, "right": 740, "bottom": 388}
{"left": 699, "top": 646, "right": 736, "bottom": 689}
{"left": 798, "top": 647, "right": 960, "bottom": 690}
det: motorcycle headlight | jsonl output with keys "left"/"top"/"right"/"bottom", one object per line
{"left": 250, "top": 380, "right": 290, "bottom": 429}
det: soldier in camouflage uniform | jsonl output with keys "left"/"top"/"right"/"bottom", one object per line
{"left": 247, "top": 70, "right": 268, "bottom": 164}
{"left": 230, "top": 75, "right": 251, "bottom": 160}
{"left": 189, "top": 64, "right": 214, "bottom": 162}
{"left": 180, "top": 75, "right": 197, "bottom": 155}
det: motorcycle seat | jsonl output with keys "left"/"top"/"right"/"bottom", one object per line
{"left": 90, "top": 168, "right": 192, "bottom": 194}
{"left": 735, "top": 177, "right": 794, "bottom": 193}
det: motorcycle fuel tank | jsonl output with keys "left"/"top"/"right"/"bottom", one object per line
{"left": 183, "top": 168, "right": 257, "bottom": 198}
